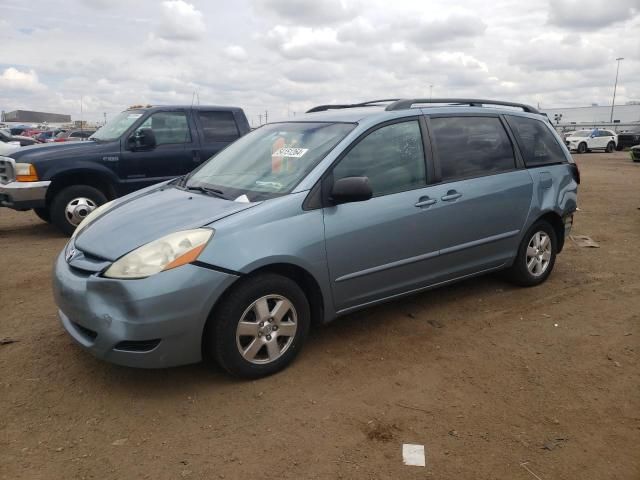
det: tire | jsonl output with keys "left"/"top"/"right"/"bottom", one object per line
{"left": 33, "top": 207, "right": 51, "bottom": 223}
{"left": 605, "top": 142, "right": 615, "bottom": 153}
{"left": 50, "top": 185, "right": 107, "bottom": 236}
{"left": 508, "top": 220, "right": 558, "bottom": 287}
{"left": 577, "top": 142, "right": 587, "bottom": 154}
{"left": 206, "top": 273, "right": 311, "bottom": 379}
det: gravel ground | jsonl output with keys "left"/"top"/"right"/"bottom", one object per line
{"left": 1, "top": 151, "right": 638, "bottom": 479}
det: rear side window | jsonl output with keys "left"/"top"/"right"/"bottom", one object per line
{"left": 332, "top": 120, "right": 426, "bottom": 197}
{"left": 506, "top": 115, "right": 566, "bottom": 167}
{"left": 431, "top": 116, "right": 516, "bottom": 181}
{"left": 197, "top": 111, "right": 240, "bottom": 142}
{"left": 137, "top": 111, "right": 191, "bottom": 145}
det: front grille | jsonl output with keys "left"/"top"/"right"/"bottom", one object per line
{"left": 113, "top": 339, "right": 161, "bottom": 352}
{"left": 0, "top": 158, "right": 15, "bottom": 184}
{"left": 72, "top": 321, "right": 98, "bottom": 341}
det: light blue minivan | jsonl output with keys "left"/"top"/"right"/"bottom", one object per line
{"left": 53, "top": 99, "right": 579, "bottom": 378}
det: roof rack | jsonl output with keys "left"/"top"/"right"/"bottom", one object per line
{"left": 385, "top": 98, "right": 540, "bottom": 114}
{"left": 306, "top": 99, "right": 400, "bottom": 113}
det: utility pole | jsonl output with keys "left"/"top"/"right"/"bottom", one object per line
{"left": 265, "top": 110, "right": 268, "bottom": 124}
{"left": 610, "top": 57, "right": 624, "bottom": 123}
{"left": 430, "top": 84, "right": 433, "bottom": 101}
{"left": 103, "top": 112, "right": 107, "bottom": 125}
{"left": 258, "top": 114, "right": 262, "bottom": 125}
{"left": 80, "top": 96, "right": 83, "bottom": 133}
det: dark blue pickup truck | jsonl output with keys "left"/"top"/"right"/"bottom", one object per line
{"left": 0, "top": 105, "right": 251, "bottom": 234}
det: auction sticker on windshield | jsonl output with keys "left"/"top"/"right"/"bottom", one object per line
{"left": 272, "top": 147, "right": 308, "bottom": 158}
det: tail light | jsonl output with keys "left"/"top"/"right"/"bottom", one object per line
{"left": 54, "top": 138, "right": 66, "bottom": 142}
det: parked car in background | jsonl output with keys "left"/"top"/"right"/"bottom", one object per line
{"left": 565, "top": 128, "right": 617, "bottom": 153}
{"left": 0, "top": 105, "right": 251, "bottom": 234}
{"left": 21, "top": 128, "right": 44, "bottom": 138}
{"left": 0, "top": 129, "right": 40, "bottom": 146}
{"left": 616, "top": 127, "right": 640, "bottom": 150}
{"left": 51, "top": 98, "right": 578, "bottom": 378}
{"left": 36, "top": 130, "right": 66, "bottom": 143}
{"left": 631, "top": 145, "right": 640, "bottom": 162}
{"left": 9, "top": 126, "right": 31, "bottom": 136}
{"left": 54, "top": 130, "right": 96, "bottom": 142}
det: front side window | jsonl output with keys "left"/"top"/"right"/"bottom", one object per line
{"left": 197, "top": 111, "right": 240, "bottom": 142}
{"left": 431, "top": 116, "right": 516, "bottom": 181}
{"left": 186, "top": 122, "right": 355, "bottom": 201}
{"left": 136, "top": 111, "right": 191, "bottom": 145}
{"left": 506, "top": 115, "right": 567, "bottom": 167}
{"left": 332, "top": 121, "right": 426, "bottom": 197}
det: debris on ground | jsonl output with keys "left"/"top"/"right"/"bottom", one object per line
{"left": 570, "top": 235, "right": 600, "bottom": 248}
{"left": 542, "top": 437, "right": 569, "bottom": 451}
{"left": 427, "top": 319, "right": 444, "bottom": 328}
{"left": 0, "top": 338, "right": 19, "bottom": 345}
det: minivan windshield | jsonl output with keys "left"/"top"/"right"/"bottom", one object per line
{"left": 90, "top": 110, "right": 145, "bottom": 141}
{"left": 185, "top": 122, "right": 355, "bottom": 201}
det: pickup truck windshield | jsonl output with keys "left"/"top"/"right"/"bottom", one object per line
{"left": 91, "top": 110, "right": 145, "bottom": 141}
{"left": 186, "top": 122, "right": 355, "bottom": 201}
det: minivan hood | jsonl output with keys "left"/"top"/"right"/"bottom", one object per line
{"left": 5, "top": 140, "right": 113, "bottom": 163}
{"left": 75, "top": 185, "right": 258, "bottom": 261}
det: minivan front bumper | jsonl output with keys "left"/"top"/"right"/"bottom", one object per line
{"left": 52, "top": 249, "right": 238, "bottom": 368}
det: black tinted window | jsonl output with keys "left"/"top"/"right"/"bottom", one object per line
{"left": 506, "top": 115, "right": 566, "bottom": 167}
{"left": 198, "top": 111, "right": 239, "bottom": 142}
{"left": 431, "top": 116, "right": 516, "bottom": 181}
{"left": 137, "top": 111, "right": 191, "bottom": 145}
{"left": 333, "top": 121, "right": 426, "bottom": 196}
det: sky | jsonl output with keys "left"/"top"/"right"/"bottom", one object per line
{"left": 1, "top": 0, "right": 639, "bottom": 125}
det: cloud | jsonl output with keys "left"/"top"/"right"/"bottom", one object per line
{"left": 548, "top": 0, "right": 640, "bottom": 30}
{"left": 156, "top": 0, "right": 205, "bottom": 41}
{"left": 254, "top": 0, "right": 358, "bottom": 26}
{"left": 0, "top": 67, "right": 46, "bottom": 92}
{"left": 509, "top": 35, "right": 610, "bottom": 71}
{"left": 223, "top": 45, "right": 248, "bottom": 61}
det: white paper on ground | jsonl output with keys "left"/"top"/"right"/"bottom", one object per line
{"left": 402, "top": 444, "right": 426, "bottom": 467}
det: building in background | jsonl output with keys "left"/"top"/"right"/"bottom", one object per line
{"left": 542, "top": 104, "right": 640, "bottom": 126}
{"left": 2, "top": 110, "right": 71, "bottom": 123}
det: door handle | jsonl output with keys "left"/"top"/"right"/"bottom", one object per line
{"left": 441, "top": 190, "right": 462, "bottom": 201}
{"left": 192, "top": 149, "right": 202, "bottom": 164}
{"left": 415, "top": 196, "right": 437, "bottom": 208}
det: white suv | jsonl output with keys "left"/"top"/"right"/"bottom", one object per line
{"left": 565, "top": 129, "right": 618, "bottom": 154}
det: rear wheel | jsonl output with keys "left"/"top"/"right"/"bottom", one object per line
{"left": 508, "top": 220, "right": 557, "bottom": 287}
{"left": 577, "top": 142, "right": 587, "bottom": 154}
{"left": 206, "top": 273, "right": 311, "bottom": 379}
{"left": 33, "top": 207, "right": 51, "bottom": 223}
{"left": 50, "top": 185, "right": 107, "bottom": 236}
{"left": 605, "top": 141, "right": 615, "bottom": 153}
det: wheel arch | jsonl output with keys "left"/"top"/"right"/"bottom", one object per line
{"left": 535, "top": 211, "right": 565, "bottom": 253}
{"left": 46, "top": 168, "right": 118, "bottom": 205}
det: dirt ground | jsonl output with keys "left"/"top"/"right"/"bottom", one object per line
{"left": 1, "top": 151, "right": 639, "bottom": 480}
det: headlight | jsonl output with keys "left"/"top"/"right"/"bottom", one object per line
{"left": 15, "top": 163, "right": 39, "bottom": 182}
{"left": 71, "top": 200, "right": 115, "bottom": 239}
{"left": 103, "top": 228, "right": 213, "bottom": 279}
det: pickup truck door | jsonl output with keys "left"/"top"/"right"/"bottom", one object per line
{"left": 192, "top": 110, "right": 242, "bottom": 164}
{"left": 119, "top": 109, "right": 195, "bottom": 193}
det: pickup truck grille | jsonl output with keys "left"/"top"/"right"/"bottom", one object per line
{"left": 0, "top": 158, "right": 15, "bottom": 184}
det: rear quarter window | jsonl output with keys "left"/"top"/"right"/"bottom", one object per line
{"left": 197, "top": 111, "right": 240, "bottom": 142}
{"left": 506, "top": 115, "right": 567, "bottom": 167}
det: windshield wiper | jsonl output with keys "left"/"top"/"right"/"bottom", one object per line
{"left": 185, "top": 185, "right": 228, "bottom": 200}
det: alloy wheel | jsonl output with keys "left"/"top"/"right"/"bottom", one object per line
{"left": 235, "top": 295, "right": 298, "bottom": 364}
{"left": 526, "top": 231, "right": 552, "bottom": 277}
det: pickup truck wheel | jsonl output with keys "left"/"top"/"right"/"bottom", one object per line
{"left": 33, "top": 207, "right": 51, "bottom": 223}
{"left": 50, "top": 185, "right": 107, "bottom": 236}
{"left": 605, "top": 141, "right": 615, "bottom": 153}
{"left": 577, "top": 142, "right": 587, "bottom": 154}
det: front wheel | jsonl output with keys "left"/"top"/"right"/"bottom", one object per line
{"left": 206, "top": 273, "right": 311, "bottom": 379}
{"left": 508, "top": 220, "right": 557, "bottom": 287}
{"left": 50, "top": 185, "right": 108, "bottom": 236}
{"left": 577, "top": 142, "right": 587, "bottom": 154}
{"left": 605, "top": 141, "right": 615, "bottom": 153}
{"left": 33, "top": 207, "right": 51, "bottom": 223}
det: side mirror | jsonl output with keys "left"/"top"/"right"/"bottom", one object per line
{"left": 128, "top": 128, "right": 156, "bottom": 150}
{"left": 330, "top": 176, "right": 372, "bottom": 205}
